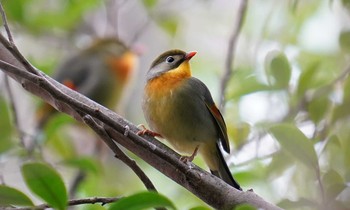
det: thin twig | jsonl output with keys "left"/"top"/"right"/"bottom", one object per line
{"left": 81, "top": 114, "right": 158, "bottom": 193}
{"left": 0, "top": 34, "right": 39, "bottom": 75}
{"left": 69, "top": 170, "right": 87, "bottom": 198}
{"left": 2, "top": 196, "right": 121, "bottom": 210}
{"left": 3, "top": 75, "right": 25, "bottom": 147}
{"left": 0, "top": 2, "right": 39, "bottom": 75}
{"left": 219, "top": 0, "right": 248, "bottom": 111}
{"left": 0, "top": 2, "right": 13, "bottom": 43}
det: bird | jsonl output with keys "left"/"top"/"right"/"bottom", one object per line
{"left": 139, "top": 49, "right": 242, "bottom": 190}
{"left": 36, "top": 38, "right": 137, "bottom": 128}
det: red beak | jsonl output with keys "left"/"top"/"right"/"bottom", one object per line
{"left": 185, "top": 51, "right": 197, "bottom": 60}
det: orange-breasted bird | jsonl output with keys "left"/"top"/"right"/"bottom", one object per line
{"left": 140, "top": 49, "right": 242, "bottom": 190}
{"left": 36, "top": 38, "right": 137, "bottom": 128}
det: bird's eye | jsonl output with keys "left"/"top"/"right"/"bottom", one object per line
{"left": 166, "top": 56, "right": 175, "bottom": 63}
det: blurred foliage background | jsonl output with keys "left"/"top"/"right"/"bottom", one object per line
{"left": 1, "top": 0, "right": 350, "bottom": 209}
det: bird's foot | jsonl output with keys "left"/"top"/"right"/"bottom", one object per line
{"left": 180, "top": 145, "right": 199, "bottom": 163}
{"left": 137, "top": 124, "right": 163, "bottom": 138}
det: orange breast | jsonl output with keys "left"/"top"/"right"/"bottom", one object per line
{"left": 145, "top": 60, "right": 191, "bottom": 97}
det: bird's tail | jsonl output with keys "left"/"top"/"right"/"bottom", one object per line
{"left": 211, "top": 142, "right": 242, "bottom": 191}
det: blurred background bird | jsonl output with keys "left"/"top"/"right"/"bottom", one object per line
{"left": 36, "top": 38, "right": 137, "bottom": 130}
{"left": 33, "top": 37, "right": 138, "bottom": 197}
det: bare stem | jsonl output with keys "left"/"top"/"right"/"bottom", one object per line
{"left": 219, "top": 0, "right": 248, "bottom": 111}
{"left": 2, "top": 196, "right": 121, "bottom": 210}
{"left": 3, "top": 75, "right": 25, "bottom": 147}
{"left": 0, "top": 2, "right": 13, "bottom": 44}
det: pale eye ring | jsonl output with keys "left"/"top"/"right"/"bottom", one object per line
{"left": 166, "top": 56, "right": 175, "bottom": 63}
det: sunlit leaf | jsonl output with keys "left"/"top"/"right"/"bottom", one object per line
{"left": 109, "top": 191, "right": 176, "bottom": 210}
{"left": 0, "top": 185, "right": 34, "bottom": 206}
{"left": 269, "top": 124, "right": 319, "bottom": 170}
{"left": 21, "top": 162, "right": 67, "bottom": 210}
{"left": 265, "top": 51, "right": 291, "bottom": 89}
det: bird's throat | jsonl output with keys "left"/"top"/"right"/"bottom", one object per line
{"left": 146, "top": 61, "right": 191, "bottom": 96}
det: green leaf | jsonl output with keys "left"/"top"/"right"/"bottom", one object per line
{"left": 339, "top": 30, "right": 350, "bottom": 53}
{"left": 228, "top": 122, "right": 250, "bottom": 148}
{"left": 142, "top": 0, "right": 158, "bottom": 9}
{"left": 332, "top": 76, "right": 350, "bottom": 122}
{"left": 0, "top": 185, "right": 34, "bottom": 206}
{"left": 323, "top": 169, "right": 346, "bottom": 202}
{"left": 269, "top": 124, "right": 319, "bottom": 170}
{"left": 265, "top": 51, "right": 291, "bottom": 89}
{"left": 109, "top": 191, "right": 176, "bottom": 210}
{"left": 189, "top": 206, "right": 212, "bottom": 210}
{"left": 267, "top": 151, "right": 295, "bottom": 178}
{"left": 0, "top": 97, "right": 14, "bottom": 154}
{"left": 2, "top": 0, "right": 28, "bottom": 23}
{"left": 227, "top": 75, "right": 272, "bottom": 99}
{"left": 43, "top": 114, "right": 76, "bottom": 158}
{"left": 63, "top": 156, "right": 101, "bottom": 175}
{"left": 4, "top": 0, "right": 101, "bottom": 33}
{"left": 342, "top": 0, "right": 350, "bottom": 9}
{"left": 158, "top": 18, "right": 178, "bottom": 37}
{"left": 307, "top": 93, "right": 330, "bottom": 124}
{"left": 234, "top": 204, "right": 257, "bottom": 210}
{"left": 21, "top": 162, "right": 67, "bottom": 210}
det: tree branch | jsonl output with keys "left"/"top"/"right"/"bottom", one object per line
{"left": 2, "top": 196, "right": 121, "bottom": 210}
{"left": 81, "top": 114, "right": 158, "bottom": 192}
{"left": 219, "top": 0, "right": 248, "bottom": 111}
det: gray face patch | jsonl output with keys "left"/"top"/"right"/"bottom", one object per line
{"left": 147, "top": 50, "right": 186, "bottom": 81}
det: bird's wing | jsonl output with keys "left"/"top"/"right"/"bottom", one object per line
{"left": 204, "top": 101, "right": 230, "bottom": 153}
{"left": 189, "top": 78, "right": 230, "bottom": 153}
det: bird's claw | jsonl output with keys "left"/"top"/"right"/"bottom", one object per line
{"left": 137, "top": 124, "right": 163, "bottom": 138}
{"left": 179, "top": 145, "right": 199, "bottom": 164}
{"left": 180, "top": 155, "right": 194, "bottom": 163}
